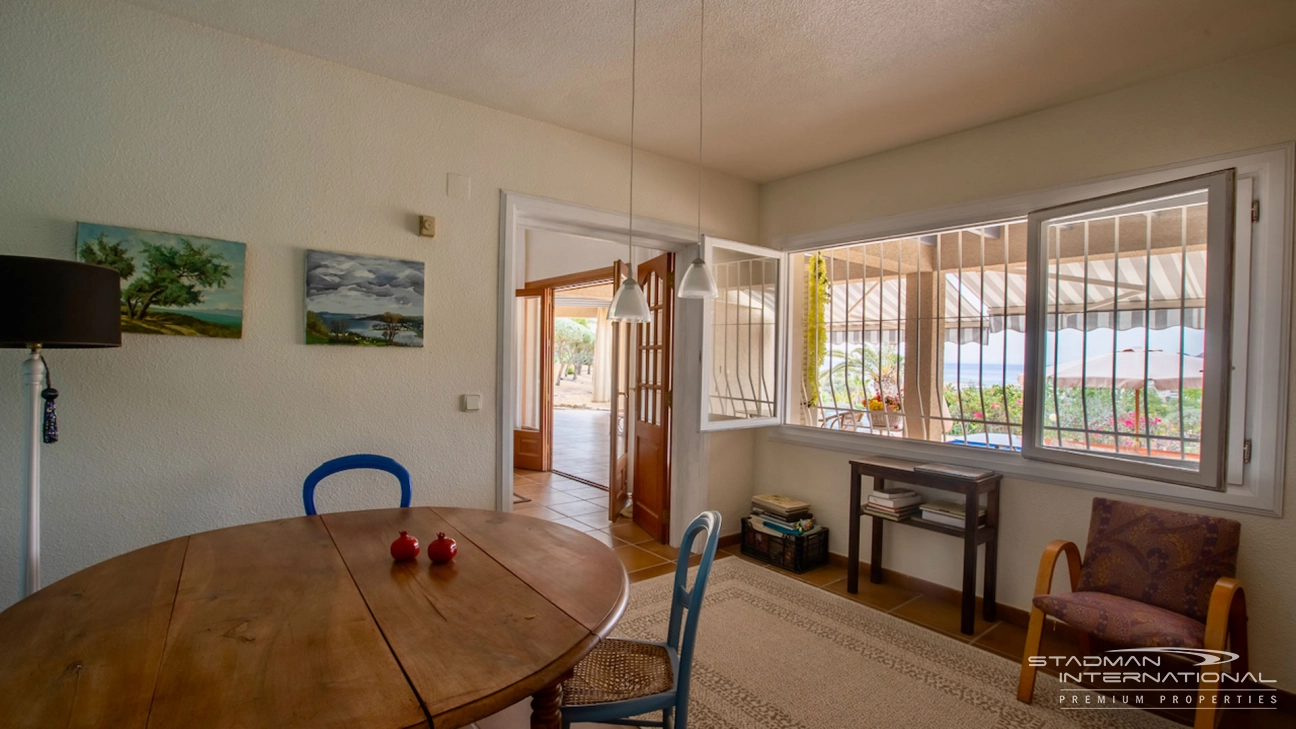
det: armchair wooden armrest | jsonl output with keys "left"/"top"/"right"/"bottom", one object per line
{"left": 1032, "top": 540, "right": 1083, "bottom": 596}
{"left": 1195, "top": 577, "right": 1249, "bottom": 729}
{"left": 1017, "top": 540, "right": 1083, "bottom": 703}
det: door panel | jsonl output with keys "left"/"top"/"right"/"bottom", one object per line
{"left": 632, "top": 253, "right": 674, "bottom": 543}
{"left": 513, "top": 287, "right": 553, "bottom": 472}
{"left": 608, "top": 261, "right": 631, "bottom": 521}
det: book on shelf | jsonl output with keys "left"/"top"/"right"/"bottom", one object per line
{"left": 863, "top": 507, "right": 913, "bottom": 522}
{"left": 916, "top": 510, "right": 986, "bottom": 529}
{"left": 919, "top": 499, "right": 986, "bottom": 519}
{"left": 865, "top": 503, "right": 920, "bottom": 516}
{"left": 868, "top": 493, "right": 923, "bottom": 508}
{"left": 751, "top": 494, "right": 812, "bottom": 517}
{"left": 917, "top": 499, "right": 986, "bottom": 528}
{"left": 912, "top": 463, "right": 994, "bottom": 480}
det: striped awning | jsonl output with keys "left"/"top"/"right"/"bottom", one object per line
{"left": 826, "top": 248, "right": 1206, "bottom": 343}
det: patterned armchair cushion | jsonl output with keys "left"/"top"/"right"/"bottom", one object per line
{"left": 1077, "top": 498, "right": 1240, "bottom": 623}
{"left": 1033, "top": 591, "right": 1206, "bottom": 648}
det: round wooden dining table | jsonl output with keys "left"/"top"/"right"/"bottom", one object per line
{"left": 0, "top": 507, "right": 629, "bottom": 729}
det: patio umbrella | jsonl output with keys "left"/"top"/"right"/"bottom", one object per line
{"left": 1042, "top": 348, "right": 1204, "bottom": 433}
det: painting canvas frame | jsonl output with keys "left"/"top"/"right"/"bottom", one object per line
{"left": 305, "top": 249, "right": 425, "bottom": 347}
{"left": 75, "top": 222, "right": 246, "bottom": 339}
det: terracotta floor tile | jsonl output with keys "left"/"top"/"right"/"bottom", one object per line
{"left": 550, "top": 500, "right": 608, "bottom": 518}
{"left": 790, "top": 563, "right": 847, "bottom": 587}
{"left": 565, "top": 486, "right": 608, "bottom": 501}
{"left": 613, "top": 545, "right": 669, "bottom": 572}
{"left": 821, "top": 576, "right": 922, "bottom": 612}
{"left": 636, "top": 541, "right": 679, "bottom": 561}
{"left": 889, "top": 594, "right": 997, "bottom": 642}
{"left": 520, "top": 490, "right": 585, "bottom": 507}
{"left": 608, "top": 521, "right": 654, "bottom": 545}
{"left": 571, "top": 513, "right": 614, "bottom": 530}
{"left": 580, "top": 529, "right": 628, "bottom": 549}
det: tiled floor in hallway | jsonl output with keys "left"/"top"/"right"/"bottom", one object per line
{"left": 551, "top": 409, "right": 610, "bottom": 487}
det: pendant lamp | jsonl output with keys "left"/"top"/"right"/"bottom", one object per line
{"left": 678, "top": 0, "right": 719, "bottom": 300}
{"left": 608, "top": 0, "right": 652, "bottom": 323}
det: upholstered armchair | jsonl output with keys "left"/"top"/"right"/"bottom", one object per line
{"left": 1016, "top": 498, "right": 1248, "bottom": 729}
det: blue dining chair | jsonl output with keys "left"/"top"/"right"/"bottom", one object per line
{"left": 302, "top": 454, "right": 412, "bottom": 516}
{"left": 559, "top": 510, "right": 722, "bottom": 729}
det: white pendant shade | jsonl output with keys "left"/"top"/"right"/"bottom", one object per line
{"left": 608, "top": 276, "right": 652, "bottom": 322}
{"left": 678, "top": 256, "right": 718, "bottom": 299}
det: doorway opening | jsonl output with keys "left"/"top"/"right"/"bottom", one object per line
{"left": 499, "top": 192, "right": 706, "bottom": 548}
{"left": 552, "top": 280, "right": 615, "bottom": 489}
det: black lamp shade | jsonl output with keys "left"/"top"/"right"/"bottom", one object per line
{"left": 0, "top": 255, "right": 122, "bottom": 348}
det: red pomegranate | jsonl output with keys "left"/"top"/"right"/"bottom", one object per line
{"left": 427, "top": 532, "right": 458, "bottom": 564}
{"left": 390, "top": 531, "right": 420, "bottom": 561}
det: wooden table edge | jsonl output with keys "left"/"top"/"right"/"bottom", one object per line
{"left": 429, "top": 559, "right": 630, "bottom": 728}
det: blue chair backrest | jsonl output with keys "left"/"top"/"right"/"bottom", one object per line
{"left": 302, "top": 454, "right": 412, "bottom": 516}
{"left": 665, "top": 510, "right": 722, "bottom": 714}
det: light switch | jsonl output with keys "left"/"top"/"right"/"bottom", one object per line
{"left": 461, "top": 394, "right": 482, "bottom": 412}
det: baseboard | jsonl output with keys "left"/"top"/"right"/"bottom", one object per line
{"left": 718, "top": 532, "right": 742, "bottom": 550}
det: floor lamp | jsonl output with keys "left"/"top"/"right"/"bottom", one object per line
{"left": 0, "top": 255, "right": 121, "bottom": 597}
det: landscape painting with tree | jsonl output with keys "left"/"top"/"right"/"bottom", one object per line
{"left": 76, "top": 223, "right": 246, "bottom": 338}
{"left": 305, "top": 250, "right": 424, "bottom": 347}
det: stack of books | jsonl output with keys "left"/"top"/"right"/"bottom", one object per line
{"left": 750, "top": 494, "right": 819, "bottom": 536}
{"left": 863, "top": 488, "right": 923, "bottom": 521}
{"left": 918, "top": 499, "right": 986, "bottom": 528}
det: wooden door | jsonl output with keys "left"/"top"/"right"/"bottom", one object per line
{"left": 513, "top": 287, "right": 553, "bottom": 472}
{"left": 632, "top": 252, "right": 674, "bottom": 542}
{"left": 607, "top": 261, "right": 631, "bottom": 521}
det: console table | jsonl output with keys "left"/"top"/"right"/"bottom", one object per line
{"left": 847, "top": 457, "right": 1002, "bottom": 635}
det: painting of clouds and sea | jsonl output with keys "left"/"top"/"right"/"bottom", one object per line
{"left": 305, "top": 250, "right": 425, "bottom": 347}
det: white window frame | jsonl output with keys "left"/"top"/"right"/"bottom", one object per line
{"left": 765, "top": 145, "right": 1292, "bottom": 517}
{"left": 698, "top": 235, "right": 787, "bottom": 431}
{"left": 1022, "top": 170, "right": 1235, "bottom": 490}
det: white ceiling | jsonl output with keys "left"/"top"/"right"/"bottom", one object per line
{"left": 126, "top": 0, "right": 1296, "bottom": 182}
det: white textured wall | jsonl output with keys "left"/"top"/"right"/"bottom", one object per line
{"left": 0, "top": 0, "right": 759, "bottom": 608}
{"left": 758, "top": 42, "right": 1296, "bottom": 689}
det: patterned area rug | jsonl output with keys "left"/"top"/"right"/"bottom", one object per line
{"left": 616, "top": 558, "right": 1174, "bottom": 729}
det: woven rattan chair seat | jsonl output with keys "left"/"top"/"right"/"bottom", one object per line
{"left": 562, "top": 639, "right": 674, "bottom": 707}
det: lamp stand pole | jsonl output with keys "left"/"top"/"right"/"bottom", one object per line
{"left": 20, "top": 345, "right": 43, "bottom": 597}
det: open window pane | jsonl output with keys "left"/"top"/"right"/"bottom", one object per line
{"left": 1023, "top": 170, "right": 1235, "bottom": 489}
{"left": 700, "top": 236, "right": 782, "bottom": 430}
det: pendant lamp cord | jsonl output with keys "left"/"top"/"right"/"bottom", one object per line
{"left": 697, "top": 0, "right": 705, "bottom": 243}
{"left": 627, "top": 0, "right": 638, "bottom": 266}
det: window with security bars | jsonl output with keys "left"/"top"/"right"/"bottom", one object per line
{"left": 790, "top": 221, "right": 1030, "bottom": 449}
{"left": 701, "top": 237, "right": 782, "bottom": 430}
{"left": 1023, "top": 171, "right": 1235, "bottom": 489}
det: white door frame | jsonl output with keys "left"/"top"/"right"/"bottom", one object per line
{"left": 497, "top": 191, "right": 707, "bottom": 547}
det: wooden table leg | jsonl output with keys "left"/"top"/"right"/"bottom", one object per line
{"left": 983, "top": 484, "right": 999, "bottom": 622}
{"left": 530, "top": 680, "right": 563, "bottom": 729}
{"left": 848, "top": 467, "right": 862, "bottom": 593}
{"left": 869, "top": 477, "right": 884, "bottom": 585}
{"left": 960, "top": 487, "right": 977, "bottom": 635}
